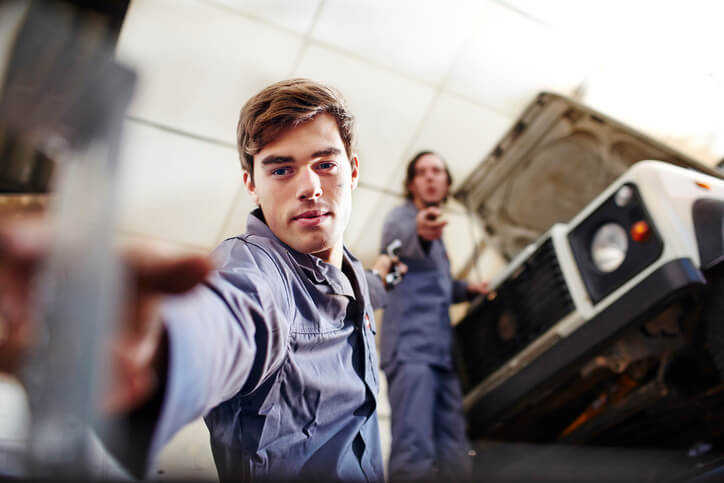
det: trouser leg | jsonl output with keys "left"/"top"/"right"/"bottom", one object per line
{"left": 434, "top": 367, "right": 472, "bottom": 481}
{"left": 386, "top": 362, "right": 437, "bottom": 482}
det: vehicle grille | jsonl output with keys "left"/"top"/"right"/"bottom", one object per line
{"left": 454, "top": 238, "right": 575, "bottom": 393}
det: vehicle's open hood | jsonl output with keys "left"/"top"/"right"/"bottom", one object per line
{"left": 454, "top": 92, "right": 723, "bottom": 261}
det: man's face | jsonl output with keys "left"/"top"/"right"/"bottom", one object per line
{"left": 244, "top": 113, "right": 358, "bottom": 266}
{"left": 408, "top": 153, "right": 449, "bottom": 207}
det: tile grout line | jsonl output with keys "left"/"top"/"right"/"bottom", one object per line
{"left": 490, "top": 0, "right": 552, "bottom": 29}
{"left": 200, "top": 0, "right": 302, "bottom": 38}
{"left": 287, "top": 0, "right": 327, "bottom": 77}
{"left": 444, "top": 89, "right": 518, "bottom": 120}
{"left": 125, "top": 114, "right": 236, "bottom": 149}
{"left": 304, "top": 37, "right": 439, "bottom": 90}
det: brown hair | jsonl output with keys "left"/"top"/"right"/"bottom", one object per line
{"left": 236, "top": 78, "right": 356, "bottom": 182}
{"left": 403, "top": 150, "right": 453, "bottom": 201}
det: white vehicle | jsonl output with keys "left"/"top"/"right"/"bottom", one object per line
{"left": 454, "top": 93, "right": 724, "bottom": 450}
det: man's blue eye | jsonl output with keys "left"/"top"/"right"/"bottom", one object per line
{"left": 272, "top": 168, "right": 290, "bottom": 176}
{"left": 318, "top": 162, "right": 335, "bottom": 170}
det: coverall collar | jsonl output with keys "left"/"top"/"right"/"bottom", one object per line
{"left": 246, "top": 208, "right": 356, "bottom": 298}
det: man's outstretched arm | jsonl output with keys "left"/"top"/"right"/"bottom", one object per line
{"left": 0, "top": 218, "right": 289, "bottom": 476}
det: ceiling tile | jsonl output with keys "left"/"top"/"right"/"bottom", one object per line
{"left": 312, "top": 0, "right": 485, "bottom": 85}
{"left": 116, "top": 0, "right": 304, "bottom": 144}
{"left": 117, "top": 121, "right": 243, "bottom": 249}
{"left": 394, "top": 93, "right": 515, "bottom": 192}
{"left": 292, "top": 45, "right": 437, "bottom": 190}
{"left": 206, "top": 0, "right": 322, "bottom": 35}
{"left": 345, "top": 187, "right": 403, "bottom": 267}
{"left": 446, "top": 1, "right": 590, "bottom": 117}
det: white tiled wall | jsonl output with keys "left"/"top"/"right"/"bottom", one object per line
{"left": 117, "top": 120, "right": 243, "bottom": 250}
{"left": 398, "top": 92, "right": 515, "bottom": 192}
{"left": 311, "top": 0, "right": 484, "bottom": 86}
{"left": 116, "top": 0, "right": 304, "bottom": 145}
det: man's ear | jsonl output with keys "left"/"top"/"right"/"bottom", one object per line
{"left": 406, "top": 179, "right": 414, "bottom": 198}
{"left": 243, "top": 171, "right": 259, "bottom": 206}
{"left": 350, "top": 154, "right": 359, "bottom": 191}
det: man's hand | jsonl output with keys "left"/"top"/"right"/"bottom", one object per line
{"left": 104, "top": 244, "right": 212, "bottom": 412}
{"left": 372, "top": 253, "right": 408, "bottom": 289}
{"left": 0, "top": 218, "right": 48, "bottom": 375}
{"left": 0, "top": 217, "right": 212, "bottom": 412}
{"left": 416, "top": 206, "right": 447, "bottom": 241}
{"left": 466, "top": 281, "right": 489, "bottom": 297}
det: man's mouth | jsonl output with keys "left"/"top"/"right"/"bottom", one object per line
{"left": 292, "top": 210, "right": 331, "bottom": 227}
{"left": 425, "top": 187, "right": 441, "bottom": 198}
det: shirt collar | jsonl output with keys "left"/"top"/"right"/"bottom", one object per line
{"left": 245, "top": 209, "right": 356, "bottom": 298}
{"left": 404, "top": 199, "right": 419, "bottom": 213}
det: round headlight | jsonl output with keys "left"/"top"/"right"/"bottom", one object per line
{"left": 591, "top": 223, "right": 628, "bottom": 272}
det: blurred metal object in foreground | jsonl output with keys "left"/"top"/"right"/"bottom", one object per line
{"left": 0, "top": 0, "right": 135, "bottom": 477}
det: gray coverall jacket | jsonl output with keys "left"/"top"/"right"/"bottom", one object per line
{"left": 380, "top": 200, "right": 470, "bottom": 371}
{"left": 113, "top": 210, "right": 386, "bottom": 482}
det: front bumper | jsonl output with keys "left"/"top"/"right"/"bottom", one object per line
{"left": 462, "top": 257, "right": 706, "bottom": 438}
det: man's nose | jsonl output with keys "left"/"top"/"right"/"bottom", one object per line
{"left": 297, "top": 167, "right": 322, "bottom": 201}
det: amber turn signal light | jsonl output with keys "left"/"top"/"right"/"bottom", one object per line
{"left": 695, "top": 181, "right": 711, "bottom": 190}
{"left": 630, "top": 221, "right": 650, "bottom": 242}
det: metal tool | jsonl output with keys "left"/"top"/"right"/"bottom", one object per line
{"left": 0, "top": 1, "right": 136, "bottom": 477}
{"left": 384, "top": 238, "right": 404, "bottom": 288}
